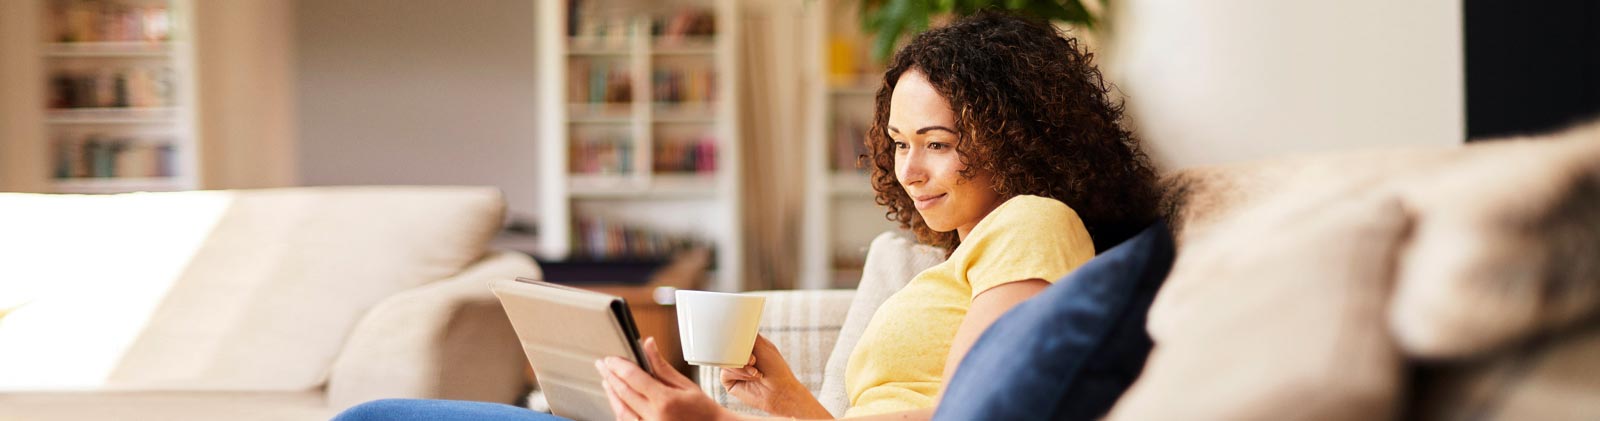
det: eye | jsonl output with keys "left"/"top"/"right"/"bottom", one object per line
{"left": 893, "top": 141, "right": 908, "bottom": 150}
{"left": 927, "top": 142, "right": 949, "bottom": 150}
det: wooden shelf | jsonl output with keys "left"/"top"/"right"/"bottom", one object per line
{"left": 567, "top": 174, "right": 718, "bottom": 199}
{"left": 47, "top": 107, "right": 179, "bottom": 124}
{"left": 569, "top": 116, "right": 633, "bottom": 124}
{"left": 52, "top": 177, "right": 188, "bottom": 194}
{"left": 43, "top": 42, "right": 175, "bottom": 58}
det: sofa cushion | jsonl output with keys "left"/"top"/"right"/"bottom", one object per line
{"left": 0, "top": 390, "right": 337, "bottom": 421}
{"left": 1159, "top": 146, "right": 1454, "bottom": 246}
{"left": 933, "top": 221, "right": 1174, "bottom": 421}
{"left": 1411, "top": 320, "right": 1600, "bottom": 420}
{"left": 0, "top": 186, "right": 505, "bottom": 391}
{"left": 817, "top": 231, "right": 946, "bottom": 416}
{"left": 1388, "top": 123, "right": 1600, "bottom": 358}
{"left": 1109, "top": 187, "right": 1407, "bottom": 420}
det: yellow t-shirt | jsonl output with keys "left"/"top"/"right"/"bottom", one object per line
{"left": 842, "top": 195, "right": 1095, "bottom": 417}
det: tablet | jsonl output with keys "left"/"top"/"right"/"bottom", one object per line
{"left": 490, "top": 277, "right": 653, "bottom": 421}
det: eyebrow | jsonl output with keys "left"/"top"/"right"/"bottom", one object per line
{"left": 887, "top": 125, "right": 956, "bottom": 135}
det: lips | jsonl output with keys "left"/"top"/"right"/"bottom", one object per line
{"left": 911, "top": 193, "right": 947, "bottom": 210}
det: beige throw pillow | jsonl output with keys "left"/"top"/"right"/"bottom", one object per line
{"left": 1111, "top": 186, "right": 1408, "bottom": 420}
{"left": 1389, "top": 122, "right": 1600, "bottom": 359}
{"left": 1160, "top": 146, "right": 1454, "bottom": 247}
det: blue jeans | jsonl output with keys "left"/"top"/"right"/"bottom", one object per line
{"left": 333, "top": 399, "right": 570, "bottom": 421}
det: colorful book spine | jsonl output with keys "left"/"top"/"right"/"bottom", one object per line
{"left": 52, "top": 134, "right": 178, "bottom": 179}
{"left": 571, "top": 214, "right": 709, "bottom": 260}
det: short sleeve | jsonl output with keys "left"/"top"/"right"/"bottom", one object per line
{"left": 961, "top": 196, "right": 1096, "bottom": 298}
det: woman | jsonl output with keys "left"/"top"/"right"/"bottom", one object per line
{"left": 336, "top": 11, "right": 1159, "bottom": 421}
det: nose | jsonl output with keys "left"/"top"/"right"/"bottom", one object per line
{"left": 896, "top": 146, "right": 927, "bottom": 187}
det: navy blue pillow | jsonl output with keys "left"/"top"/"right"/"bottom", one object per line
{"left": 933, "top": 221, "right": 1174, "bottom": 421}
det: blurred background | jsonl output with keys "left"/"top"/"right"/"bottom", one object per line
{"left": 0, "top": 0, "right": 1594, "bottom": 292}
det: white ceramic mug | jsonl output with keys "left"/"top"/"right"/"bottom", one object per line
{"left": 674, "top": 290, "right": 765, "bottom": 367}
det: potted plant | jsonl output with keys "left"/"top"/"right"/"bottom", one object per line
{"left": 857, "top": 0, "right": 1099, "bottom": 60}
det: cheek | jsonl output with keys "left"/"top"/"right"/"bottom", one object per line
{"left": 928, "top": 155, "right": 964, "bottom": 185}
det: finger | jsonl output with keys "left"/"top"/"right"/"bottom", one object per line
{"left": 605, "top": 356, "right": 670, "bottom": 397}
{"left": 597, "top": 360, "right": 640, "bottom": 420}
{"left": 721, "top": 368, "right": 757, "bottom": 381}
{"left": 730, "top": 366, "right": 761, "bottom": 380}
{"left": 600, "top": 360, "right": 650, "bottom": 417}
{"left": 603, "top": 378, "right": 640, "bottom": 420}
{"left": 721, "top": 369, "right": 756, "bottom": 389}
{"left": 643, "top": 337, "right": 694, "bottom": 388}
{"left": 751, "top": 335, "right": 783, "bottom": 362}
{"left": 741, "top": 354, "right": 764, "bottom": 378}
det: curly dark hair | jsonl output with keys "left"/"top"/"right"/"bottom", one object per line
{"left": 866, "top": 11, "right": 1162, "bottom": 253}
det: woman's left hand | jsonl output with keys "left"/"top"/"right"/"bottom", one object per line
{"left": 597, "top": 337, "right": 737, "bottom": 421}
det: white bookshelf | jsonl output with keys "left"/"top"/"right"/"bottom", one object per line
{"left": 799, "top": 0, "right": 902, "bottom": 289}
{"left": 536, "top": 0, "right": 743, "bottom": 291}
{"left": 0, "top": 0, "right": 199, "bottom": 194}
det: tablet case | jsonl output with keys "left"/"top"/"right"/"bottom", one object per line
{"left": 490, "top": 277, "right": 653, "bottom": 421}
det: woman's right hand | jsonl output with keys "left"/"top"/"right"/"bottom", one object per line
{"left": 719, "top": 335, "right": 833, "bottom": 419}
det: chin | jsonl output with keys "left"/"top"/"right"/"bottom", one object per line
{"left": 919, "top": 217, "right": 956, "bottom": 233}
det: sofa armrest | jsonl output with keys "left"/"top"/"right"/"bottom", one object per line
{"left": 327, "top": 251, "right": 541, "bottom": 409}
{"left": 699, "top": 289, "right": 856, "bottom": 415}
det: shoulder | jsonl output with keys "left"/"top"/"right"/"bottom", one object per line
{"left": 957, "top": 195, "right": 1096, "bottom": 294}
{"left": 956, "top": 195, "right": 1093, "bottom": 260}
{"left": 972, "top": 195, "right": 1085, "bottom": 237}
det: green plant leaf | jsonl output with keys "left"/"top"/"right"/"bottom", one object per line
{"left": 860, "top": 0, "right": 1098, "bottom": 61}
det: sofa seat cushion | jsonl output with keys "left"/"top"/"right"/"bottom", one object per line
{"left": 0, "top": 390, "right": 338, "bottom": 421}
{"left": 0, "top": 187, "right": 505, "bottom": 392}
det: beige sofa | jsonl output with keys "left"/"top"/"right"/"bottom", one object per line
{"left": 703, "top": 123, "right": 1600, "bottom": 419}
{"left": 0, "top": 186, "right": 541, "bottom": 420}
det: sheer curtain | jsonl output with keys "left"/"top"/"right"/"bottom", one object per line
{"left": 735, "top": 0, "right": 812, "bottom": 290}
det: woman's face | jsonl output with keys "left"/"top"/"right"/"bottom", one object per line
{"left": 888, "top": 69, "right": 1004, "bottom": 240}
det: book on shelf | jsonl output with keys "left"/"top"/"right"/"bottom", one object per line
{"left": 53, "top": 133, "right": 177, "bottom": 179}
{"left": 48, "top": 0, "right": 172, "bottom": 44}
{"left": 831, "top": 117, "right": 870, "bottom": 173}
{"left": 651, "top": 136, "right": 717, "bottom": 174}
{"left": 572, "top": 214, "right": 710, "bottom": 261}
{"left": 566, "top": 0, "right": 716, "bottom": 46}
{"left": 569, "top": 132, "right": 634, "bottom": 175}
{"left": 651, "top": 7, "right": 716, "bottom": 45}
{"left": 49, "top": 65, "right": 176, "bottom": 109}
{"left": 651, "top": 63, "right": 715, "bottom": 105}
{"left": 568, "top": 59, "right": 632, "bottom": 106}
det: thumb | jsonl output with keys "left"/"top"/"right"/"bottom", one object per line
{"left": 644, "top": 337, "right": 693, "bottom": 388}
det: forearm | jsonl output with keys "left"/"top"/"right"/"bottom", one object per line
{"left": 768, "top": 388, "right": 833, "bottom": 419}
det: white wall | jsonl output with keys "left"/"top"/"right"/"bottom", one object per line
{"left": 295, "top": 0, "right": 540, "bottom": 218}
{"left": 1108, "top": 0, "right": 1464, "bottom": 170}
